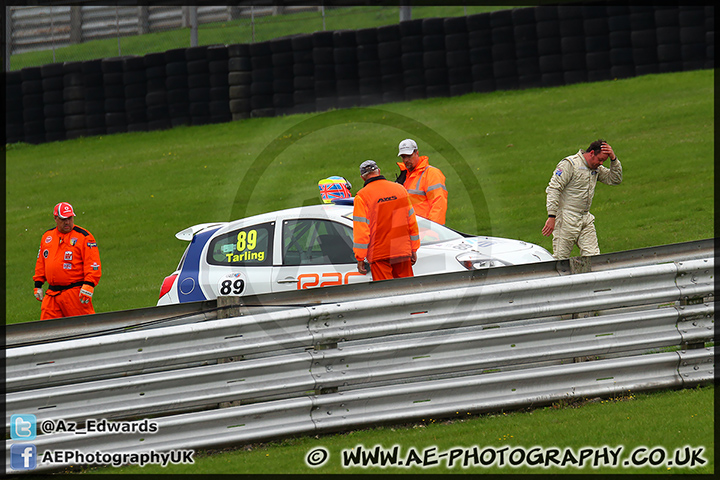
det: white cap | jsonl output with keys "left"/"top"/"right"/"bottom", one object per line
{"left": 398, "top": 138, "right": 418, "bottom": 156}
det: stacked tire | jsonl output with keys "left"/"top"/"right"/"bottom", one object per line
{"left": 40, "top": 63, "right": 66, "bottom": 142}
{"left": 6, "top": 71, "right": 24, "bottom": 144}
{"left": 291, "top": 34, "right": 316, "bottom": 114}
{"left": 165, "top": 48, "right": 190, "bottom": 127}
{"left": 399, "top": 19, "right": 424, "bottom": 101}
{"left": 445, "top": 16, "right": 473, "bottom": 97}
{"left": 334, "top": 30, "right": 360, "bottom": 109}
{"left": 21, "top": 67, "right": 45, "bottom": 144}
{"left": 468, "top": 12, "right": 495, "bottom": 93}
{"left": 608, "top": 5, "right": 635, "bottom": 80}
{"left": 558, "top": 6, "right": 587, "bottom": 85}
{"left": 63, "top": 61, "right": 88, "bottom": 139}
{"left": 583, "top": 5, "right": 613, "bottom": 83}
{"left": 536, "top": 6, "right": 564, "bottom": 87}
{"left": 313, "top": 31, "right": 336, "bottom": 112}
{"left": 679, "top": 5, "right": 709, "bottom": 71}
{"left": 228, "top": 43, "right": 251, "bottom": 120}
{"left": 208, "top": 46, "right": 231, "bottom": 124}
{"left": 186, "top": 46, "right": 211, "bottom": 126}
{"left": 356, "top": 27, "right": 382, "bottom": 106}
{"left": 490, "top": 10, "right": 519, "bottom": 90}
{"left": 630, "top": 6, "right": 659, "bottom": 77}
{"left": 270, "top": 38, "right": 295, "bottom": 115}
{"left": 144, "top": 52, "right": 170, "bottom": 131}
{"left": 123, "top": 56, "right": 148, "bottom": 132}
{"left": 102, "top": 57, "right": 127, "bottom": 135}
{"left": 82, "top": 59, "right": 107, "bottom": 137}
{"left": 702, "top": 6, "right": 714, "bottom": 69}
{"left": 653, "top": 6, "right": 682, "bottom": 74}
{"left": 250, "top": 41, "right": 275, "bottom": 117}
{"left": 513, "top": 8, "right": 542, "bottom": 89}
{"left": 422, "top": 18, "right": 449, "bottom": 97}
{"left": 377, "top": 24, "right": 404, "bottom": 103}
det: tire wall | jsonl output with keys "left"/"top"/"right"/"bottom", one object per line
{"left": 5, "top": 5, "right": 714, "bottom": 144}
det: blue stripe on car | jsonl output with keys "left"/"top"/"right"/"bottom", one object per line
{"left": 178, "top": 228, "right": 220, "bottom": 303}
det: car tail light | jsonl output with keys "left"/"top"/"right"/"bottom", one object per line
{"left": 159, "top": 274, "right": 178, "bottom": 299}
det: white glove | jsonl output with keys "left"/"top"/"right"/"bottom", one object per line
{"left": 34, "top": 287, "right": 44, "bottom": 301}
{"left": 79, "top": 285, "right": 94, "bottom": 304}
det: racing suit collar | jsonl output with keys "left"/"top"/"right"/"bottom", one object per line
{"left": 578, "top": 149, "right": 593, "bottom": 168}
{"left": 56, "top": 226, "right": 74, "bottom": 240}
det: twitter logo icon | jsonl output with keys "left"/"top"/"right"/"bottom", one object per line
{"left": 11, "top": 414, "right": 37, "bottom": 441}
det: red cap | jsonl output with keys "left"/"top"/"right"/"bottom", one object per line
{"left": 53, "top": 202, "right": 75, "bottom": 219}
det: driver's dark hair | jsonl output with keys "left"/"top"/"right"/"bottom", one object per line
{"left": 587, "top": 139, "right": 606, "bottom": 155}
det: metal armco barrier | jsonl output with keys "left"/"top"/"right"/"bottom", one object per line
{"left": 6, "top": 237, "right": 713, "bottom": 347}
{"left": 5, "top": 240, "right": 714, "bottom": 473}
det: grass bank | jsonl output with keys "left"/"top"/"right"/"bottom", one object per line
{"left": 6, "top": 69, "right": 713, "bottom": 324}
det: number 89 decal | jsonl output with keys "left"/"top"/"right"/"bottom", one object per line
{"left": 218, "top": 272, "right": 246, "bottom": 296}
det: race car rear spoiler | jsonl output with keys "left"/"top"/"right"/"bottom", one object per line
{"left": 175, "top": 222, "right": 227, "bottom": 241}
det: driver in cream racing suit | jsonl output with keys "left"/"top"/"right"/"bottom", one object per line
{"left": 542, "top": 139, "right": 623, "bottom": 259}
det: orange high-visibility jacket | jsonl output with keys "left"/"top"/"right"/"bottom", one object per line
{"left": 34, "top": 225, "right": 102, "bottom": 293}
{"left": 396, "top": 155, "right": 447, "bottom": 224}
{"left": 353, "top": 176, "right": 420, "bottom": 263}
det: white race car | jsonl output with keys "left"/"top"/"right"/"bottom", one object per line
{"left": 157, "top": 203, "right": 553, "bottom": 305}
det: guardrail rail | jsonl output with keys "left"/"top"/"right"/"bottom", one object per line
{"left": 4, "top": 239, "right": 714, "bottom": 473}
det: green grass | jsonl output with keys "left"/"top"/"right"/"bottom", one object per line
{"left": 6, "top": 69, "right": 713, "bottom": 325}
{"left": 82, "top": 385, "right": 713, "bottom": 474}
{"left": 9, "top": 5, "right": 517, "bottom": 70}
